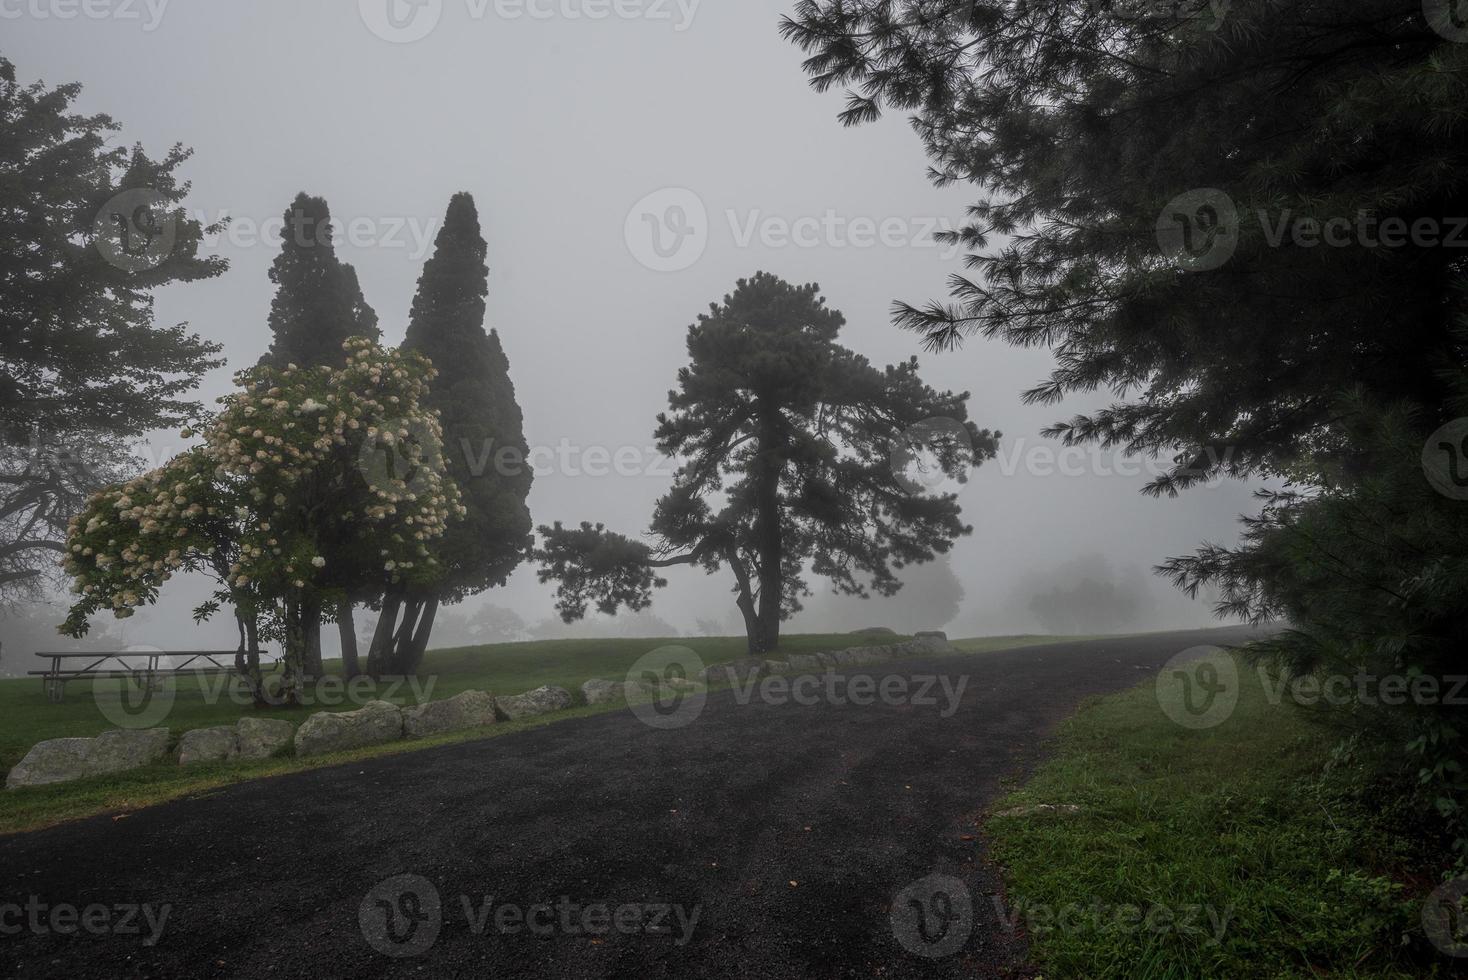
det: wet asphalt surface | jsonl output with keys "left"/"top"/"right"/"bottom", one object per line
{"left": 0, "top": 626, "right": 1267, "bottom": 979}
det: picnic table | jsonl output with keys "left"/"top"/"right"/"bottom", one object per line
{"left": 29, "top": 651, "right": 280, "bottom": 703}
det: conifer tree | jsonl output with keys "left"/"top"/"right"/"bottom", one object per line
{"left": 372, "top": 193, "right": 532, "bottom": 674}
{"left": 258, "top": 192, "right": 380, "bottom": 674}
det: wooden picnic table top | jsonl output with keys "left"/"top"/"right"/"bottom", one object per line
{"left": 33, "top": 651, "right": 241, "bottom": 658}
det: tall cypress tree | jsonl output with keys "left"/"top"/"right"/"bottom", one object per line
{"left": 259, "top": 192, "right": 380, "bottom": 675}
{"left": 260, "top": 193, "right": 379, "bottom": 369}
{"left": 373, "top": 192, "right": 532, "bottom": 673}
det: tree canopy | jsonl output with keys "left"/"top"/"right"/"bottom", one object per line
{"left": 781, "top": 0, "right": 1467, "bottom": 495}
{"left": 259, "top": 193, "right": 379, "bottom": 370}
{"left": 368, "top": 192, "right": 534, "bottom": 674}
{"left": 0, "top": 56, "right": 226, "bottom": 603}
{"left": 63, "top": 339, "right": 463, "bottom": 698}
{"left": 782, "top": 0, "right": 1468, "bottom": 844}
{"left": 538, "top": 272, "right": 996, "bottom": 653}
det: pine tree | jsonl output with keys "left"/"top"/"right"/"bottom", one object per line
{"left": 781, "top": 1, "right": 1468, "bottom": 837}
{"left": 0, "top": 57, "right": 226, "bottom": 602}
{"left": 372, "top": 193, "right": 532, "bottom": 674}
{"left": 537, "top": 272, "right": 995, "bottom": 655}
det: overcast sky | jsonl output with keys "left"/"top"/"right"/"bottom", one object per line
{"left": 4, "top": 0, "right": 1259, "bottom": 652}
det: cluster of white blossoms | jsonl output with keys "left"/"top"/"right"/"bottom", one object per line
{"left": 62, "top": 339, "right": 466, "bottom": 635}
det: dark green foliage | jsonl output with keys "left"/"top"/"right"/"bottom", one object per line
{"left": 1163, "top": 383, "right": 1468, "bottom": 855}
{"left": 0, "top": 56, "right": 225, "bottom": 440}
{"left": 538, "top": 272, "right": 996, "bottom": 654}
{"left": 372, "top": 194, "right": 533, "bottom": 675}
{"left": 259, "top": 193, "right": 379, "bottom": 369}
{"left": 403, "top": 193, "right": 533, "bottom": 600}
{"left": 782, "top": 1, "right": 1467, "bottom": 493}
{"left": 782, "top": 1, "right": 1468, "bottom": 849}
{"left": 0, "top": 56, "right": 225, "bottom": 602}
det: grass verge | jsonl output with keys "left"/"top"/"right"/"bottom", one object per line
{"left": 984, "top": 649, "right": 1445, "bottom": 979}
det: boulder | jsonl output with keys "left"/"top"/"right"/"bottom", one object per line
{"left": 294, "top": 700, "right": 404, "bottom": 757}
{"left": 496, "top": 685, "right": 573, "bottom": 721}
{"left": 83, "top": 728, "right": 171, "bottom": 777}
{"left": 784, "top": 653, "right": 826, "bottom": 672}
{"left": 761, "top": 659, "right": 791, "bottom": 675}
{"left": 178, "top": 726, "right": 239, "bottom": 766}
{"left": 235, "top": 717, "right": 295, "bottom": 760}
{"left": 915, "top": 631, "right": 954, "bottom": 654}
{"left": 824, "top": 649, "right": 856, "bottom": 667}
{"left": 6, "top": 738, "right": 95, "bottom": 789}
{"left": 703, "top": 660, "right": 764, "bottom": 686}
{"left": 404, "top": 690, "right": 497, "bottom": 738}
{"left": 846, "top": 647, "right": 888, "bottom": 666}
{"left": 582, "top": 679, "right": 628, "bottom": 706}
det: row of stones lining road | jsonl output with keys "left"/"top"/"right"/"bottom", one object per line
{"left": 3, "top": 632, "right": 954, "bottom": 791}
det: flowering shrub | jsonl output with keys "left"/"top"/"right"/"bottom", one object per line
{"left": 62, "top": 338, "right": 465, "bottom": 690}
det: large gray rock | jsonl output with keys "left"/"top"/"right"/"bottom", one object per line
{"left": 178, "top": 726, "right": 238, "bottom": 766}
{"left": 83, "top": 728, "right": 171, "bottom": 777}
{"left": 761, "top": 659, "right": 791, "bottom": 675}
{"left": 294, "top": 700, "right": 404, "bottom": 757}
{"left": 6, "top": 738, "right": 95, "bottom": 789}
{"left": 846, "top": 646, "right": 889, "bottom": 665}
{"left": 235, "top": 717, "right": 295, "bottom": 760}
{"left": 404, "top": 690, "right": 497, "bottom": 737}
{"left": 496, "top": 685, "right": 573, "bottom": 721}
{"left": 582, "top": 679, "right": 629, "bottom": 706}
{"left": 914, "top": 631, "right": 954, "bottom": 654}
{"left": 6, "top": 729, "right": 172, "bottom": 789}
{"left": 784, "top": 653, "right": 827, "bottom": 672}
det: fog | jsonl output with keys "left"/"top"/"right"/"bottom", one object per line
{"left": 1, "top": 0, "right": 1257, "bottom": 664}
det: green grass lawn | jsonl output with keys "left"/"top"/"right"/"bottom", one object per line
{"left": 9, "top": 630, "right": 1078, "bottom": 834}
{"left": 0, "top": 633, "right": 881, "bottom": 775}
{"left": 984, "top": 649, "right": 1439, "bottom": 979}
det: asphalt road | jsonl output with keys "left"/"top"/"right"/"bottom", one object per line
{"left": 0, "top": 625, "right": 1266, "bottom": 979}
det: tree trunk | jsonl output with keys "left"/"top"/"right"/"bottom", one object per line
{"left": 366, "top": 593, "right": 402, "bottom": 677}
{"left": 727, "top": 545, "right": 772, "bottom": 656}
{"left": 338, "top": 604, "right": 360, "bottom": 679}
{"left": 752, "top": 409, "right": 784, "bottom": 655}
{"left": 384, "top": 598, "right": 421, "bottom": 676}
{"left": 244, "top": 614, "right": 263, "bottom": 699}
{"left": 279, "top": 600, "right": 307, "bottom": 705}
{"left": 303, "top": 596, "right": 324, "bottom": 678}
{"left": 401, "top": 597, "right": 438, "bottom": 674}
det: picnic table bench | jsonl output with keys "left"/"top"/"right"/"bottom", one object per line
{"left": 29, "top": 651, "right": 281, "bottom": 703}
